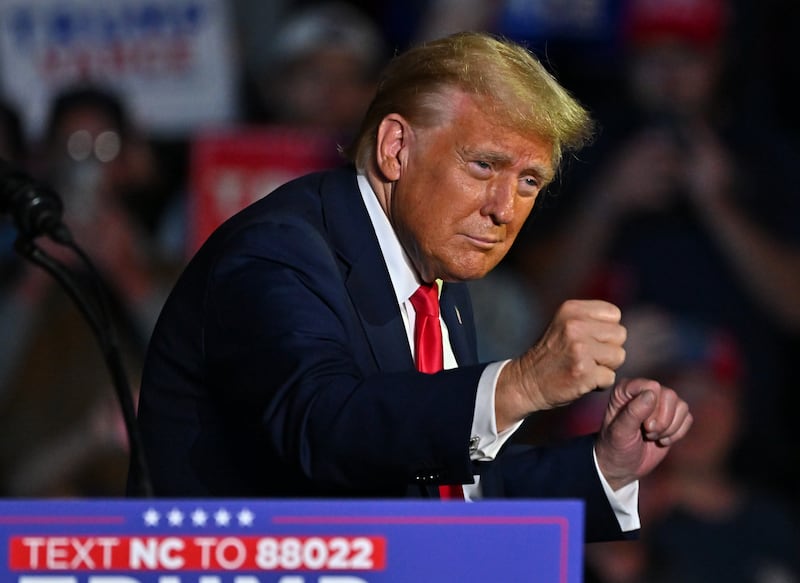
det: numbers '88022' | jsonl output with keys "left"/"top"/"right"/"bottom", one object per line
{"left": 255, "top": 536, "right": 385, "bottom": 570}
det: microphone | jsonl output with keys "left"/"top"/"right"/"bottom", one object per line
{"left": 0, "top": 158, "right": 71, "bottom": 242}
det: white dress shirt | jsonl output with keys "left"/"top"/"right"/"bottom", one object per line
{"left": 356, "top": 174, "right": 639, "bottom": 531}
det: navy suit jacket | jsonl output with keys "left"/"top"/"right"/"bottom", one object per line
{"left": 132, "top": 167, "right": 628, "bottom": 541}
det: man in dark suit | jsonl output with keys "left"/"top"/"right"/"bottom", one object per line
{"left": 131, "top": 32, "right": 692, "bottom": 542}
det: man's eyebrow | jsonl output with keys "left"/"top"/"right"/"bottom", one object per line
{"left": 528, "top": 164, "right": 555, "bottom": 186}
{"left": 460, "top": 146, "right": 513, "bottom": 165}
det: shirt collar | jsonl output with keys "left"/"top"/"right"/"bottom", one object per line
{"left": 356, "top": 173, "right": 421, "bottom": 304}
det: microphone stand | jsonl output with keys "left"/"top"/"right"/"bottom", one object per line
{"left": 13, "top": 232, "right": 154, "bottom": 498}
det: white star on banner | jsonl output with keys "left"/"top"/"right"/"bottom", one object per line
{"left": 167, "top": 508, "right": 184, "bottom": 526}
{"left": 143, "top": 508, "right": 160, "bottom": 526}
{"left": 237, "top": 508, "right": 255, "bottom": 527}
{"left": 214, "top": 508, "right": 231, "bottom": 526}
{"left": 191, "top": 508, "right": 208, "bottom": 526}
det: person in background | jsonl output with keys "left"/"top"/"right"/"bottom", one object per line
{"left": 0, "top": 85, "right": 172, "bottom": 497}
{"left": 154, "top": 1, "right": 389, "bottom": 267}
{"left": 248, "top": 1, "right": 387, "bottom": 144}
{"left": 643, "top": 323, "right": 800, "bottom": 583}
{"left": 34, "top": 85, "right": 176, "bottom": 339}
{"left": 570, "top": 311, "right": 800, "bottom": 582}
{"left": 132, "top": 32, "right": 692, "bottom": 544}
{"left": 510, "top": 0, "right": 800, "bottom": 502}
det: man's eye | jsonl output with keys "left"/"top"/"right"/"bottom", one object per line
{"left": 471, "top": 161, "right": 492, "bottom": 173}
{"left": 519, "top": 177, "right": 540, "bottom": 196}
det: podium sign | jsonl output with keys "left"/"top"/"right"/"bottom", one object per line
{"left": 0, "top": 499, "right": 583, "bottom": 582}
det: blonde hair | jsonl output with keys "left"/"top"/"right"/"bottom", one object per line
{"left": 343, "top": 31, "right": 594, "bottom": 171}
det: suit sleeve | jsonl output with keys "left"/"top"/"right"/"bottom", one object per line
{"left": 478, "top": 434, "right": 637, "bottom": 542}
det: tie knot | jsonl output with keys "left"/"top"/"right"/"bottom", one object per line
{"left": 410, "top": 283, "right": 439, "bottom": 318}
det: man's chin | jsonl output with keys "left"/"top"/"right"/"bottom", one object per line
{"left": 439, "top": 261, "right": 500, "bottom": 283}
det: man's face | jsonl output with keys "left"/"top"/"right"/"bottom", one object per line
{"left": 388, "top": 92, "right": 554, "bottom": 282}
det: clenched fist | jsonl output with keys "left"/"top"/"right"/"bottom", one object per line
{"left": 496, "top": 299, "right": 627, "bottom": 430}
{"left": 595, "top": 378, "right": 693, "bottom": 491}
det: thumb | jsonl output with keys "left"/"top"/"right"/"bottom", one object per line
{"left": 617, "top": 389, "right": 657, "bottom": 435}
{"left": 606, "top": 380, "right": 659, "bottom": 438}
{"left": 597, "top": 384, "right": 665, "bottom": 491}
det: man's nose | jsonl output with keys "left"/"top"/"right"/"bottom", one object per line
{"left": 482, "top": 180, "right": 515, "bottom": 225}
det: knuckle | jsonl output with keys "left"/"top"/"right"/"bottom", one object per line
{"left": 563, "top": 319, "right": 584, "bottom": 341}
{"left": 569, "top": 357, "right": 589, "bottom": 380}
{"left": 568, "top": 339, "right": 587, "bottom": 359}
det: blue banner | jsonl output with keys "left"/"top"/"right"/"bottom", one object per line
{"left": 0, "top": 499, "right": 583, "bottom": 582}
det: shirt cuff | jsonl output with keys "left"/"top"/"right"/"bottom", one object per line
{"left": 593, "top": 447, "right": 641, "bottom": 532}
{"left": 470, "top": 360, "right": 523, "bottom": 461}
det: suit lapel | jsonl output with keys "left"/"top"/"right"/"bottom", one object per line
{"left": 321, "top": 169, "right": 414, "bottom": 373}
{"left": 441, "top": 282, "right": 478, "bottom": 366}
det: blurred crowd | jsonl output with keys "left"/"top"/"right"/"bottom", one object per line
{"left": 1, "top": 0, "right": 799, "bottom": 580}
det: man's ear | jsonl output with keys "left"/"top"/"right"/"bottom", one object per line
{"left": 375, "top": 114, "right": 410, "bottom": 182}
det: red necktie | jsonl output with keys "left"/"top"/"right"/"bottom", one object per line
{"left": 409, "top": 283, "right": 464, "bottom": 501}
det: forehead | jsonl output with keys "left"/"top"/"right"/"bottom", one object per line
{"left": 431, "top": 91, "right": 555, "bottom": 179}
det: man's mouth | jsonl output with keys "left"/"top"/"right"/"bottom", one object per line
{"left": 463, "top": 234, "right": 501, "bottom": 250}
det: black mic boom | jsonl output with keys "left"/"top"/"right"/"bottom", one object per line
{"left": 0, "top": 158, "right": 69, "bottom": 241}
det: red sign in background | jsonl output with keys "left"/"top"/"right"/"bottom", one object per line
{"left": 187, "top": 126, "right": 341, "bottom": 256}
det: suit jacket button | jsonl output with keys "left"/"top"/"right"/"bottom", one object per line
{"left": 415, "top": 472, "right": 441, "bottom": 484}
